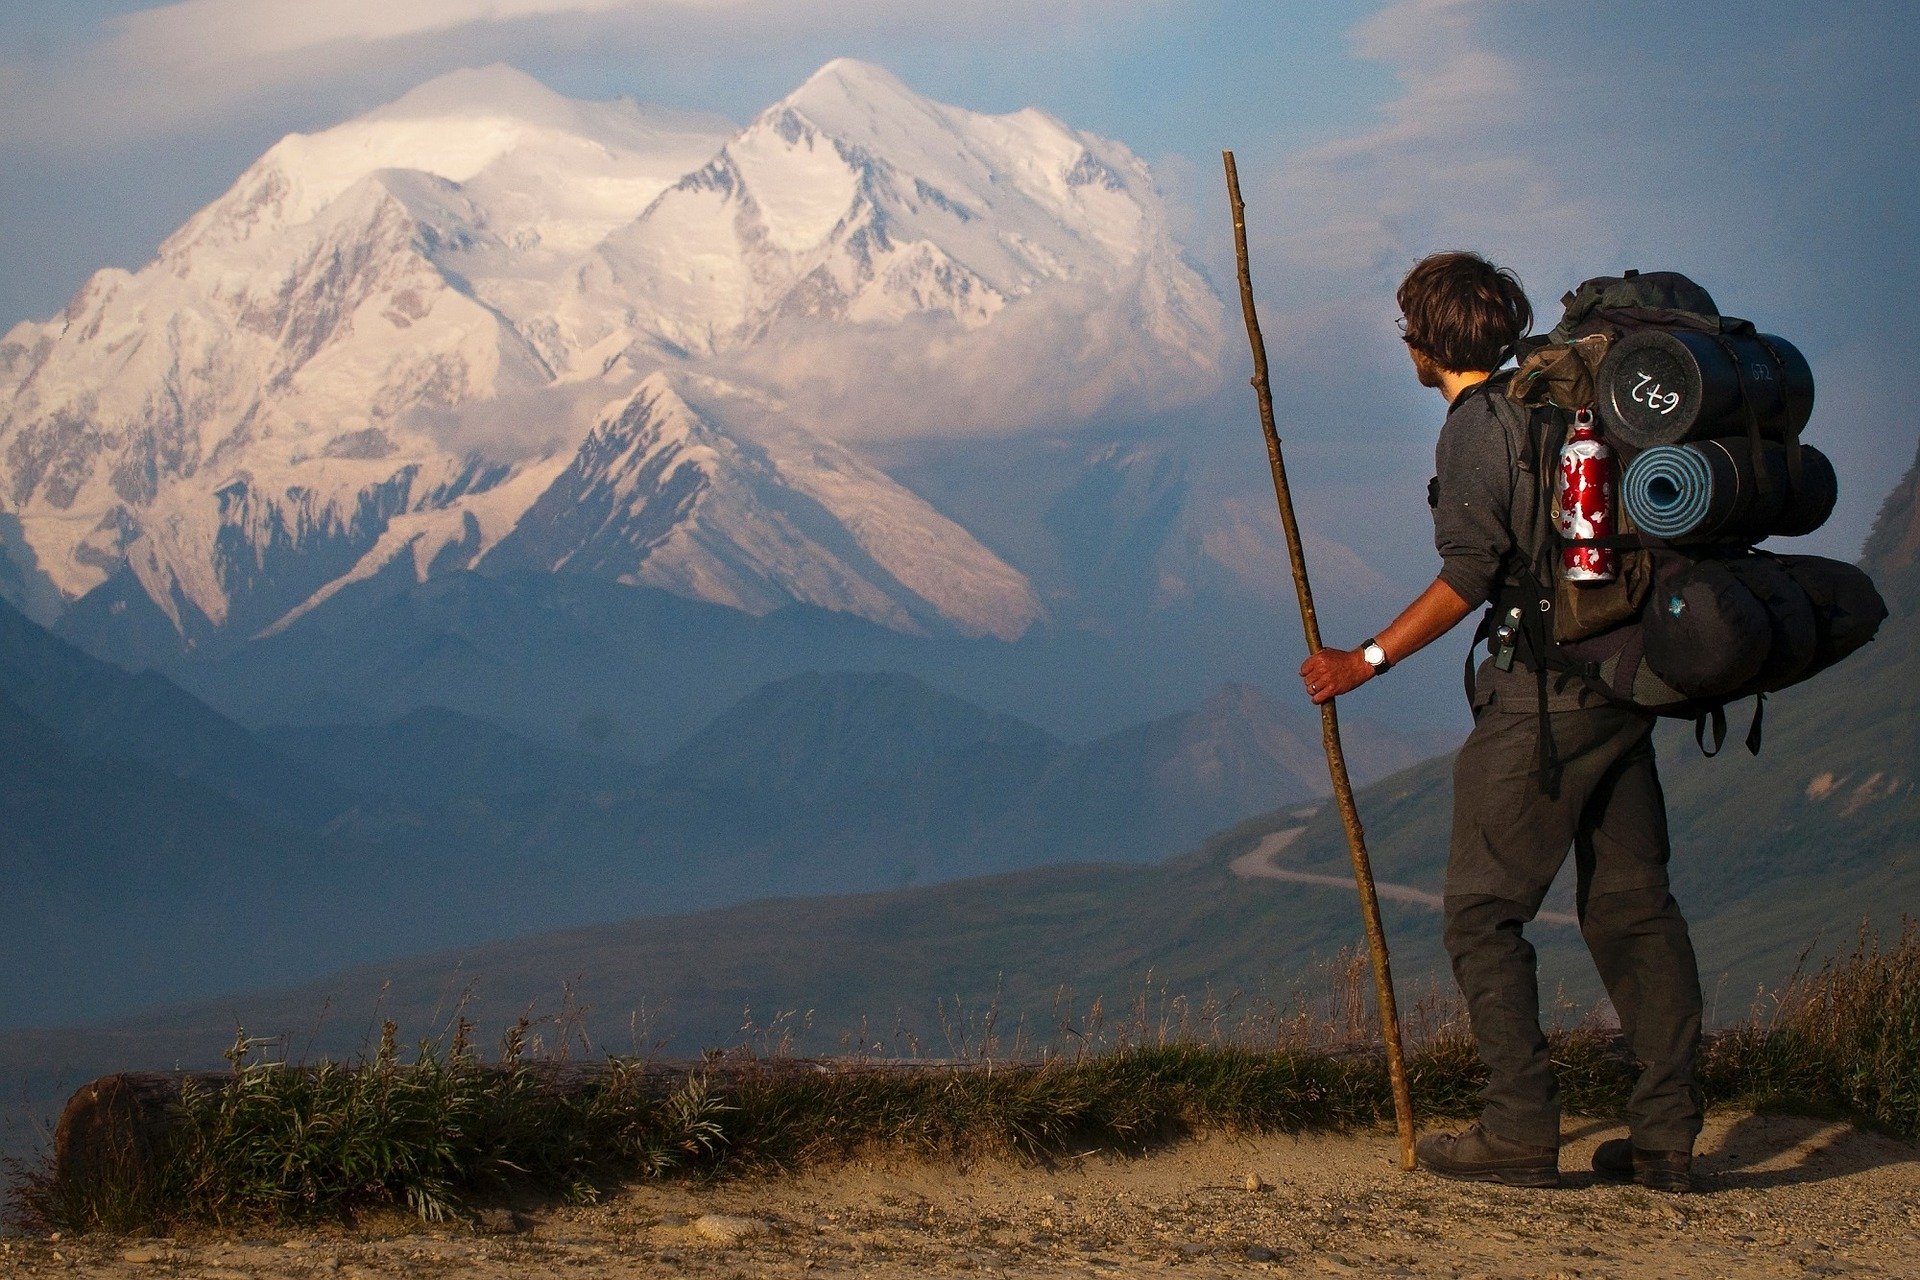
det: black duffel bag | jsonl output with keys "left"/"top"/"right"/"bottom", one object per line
{"left": 1641, "top": 551, "right": 1884, "bottom": 701}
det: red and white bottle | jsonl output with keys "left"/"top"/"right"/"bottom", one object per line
{"left": 1557, "top": 409, "right": 1618, "bottom": 583}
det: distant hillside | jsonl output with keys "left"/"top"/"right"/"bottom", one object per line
{"left": 1862, "top": 435, "right": 1920, "bottom": 611}
{"left": 7, "top": 585, "right": 1438, "bottom": 1032}
{"left": 0, "top": 599, "right": 349, "bottom": 828}
{"left": 28, "top": 645, "right": 1911, "bottom": 1086}
{"left": 275, "top": 670, "right": 1438, "bottom": 897}
{"left": 0, "top": 681, "right": 410, "bottom": 1028}
{"left": 268, "top": 706, "right": 639, "bottom": 801}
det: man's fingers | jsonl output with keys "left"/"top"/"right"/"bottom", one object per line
{"left": 1301, "top": 653, "right": 1332, "bottom": 704}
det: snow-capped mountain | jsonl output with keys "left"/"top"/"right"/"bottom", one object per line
{"left": 563, "top": 59, "right": 1217, "bottom": 365}
{"left": 481, "top": 373, "right": 1039, "bottom": 638}
{"left": 0, "top": 61, "right": 1219, "bottom": 648}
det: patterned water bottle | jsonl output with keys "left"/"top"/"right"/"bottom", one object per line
{"left": 1557, "top": 409, "right": 1618, "bottom": 583}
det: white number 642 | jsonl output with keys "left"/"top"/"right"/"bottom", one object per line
{"left": 1631, "top": 371, "right": 1681, "bottom": 416}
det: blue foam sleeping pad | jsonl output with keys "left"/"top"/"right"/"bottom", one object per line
{"left": 1622, "top": 438, "right": 1836, "bottom": 542}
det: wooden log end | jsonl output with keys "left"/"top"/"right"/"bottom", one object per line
{"left": 54, "top": 1073, "right": 180, "bottom": 1201}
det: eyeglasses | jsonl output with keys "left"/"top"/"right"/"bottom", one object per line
{"left": 1396, "top": 316, "right": 1418, "bottom": 348}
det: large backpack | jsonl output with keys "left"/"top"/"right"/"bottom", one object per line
{"left": 1485, "top": 271, "right": 1887, "bottom": 784}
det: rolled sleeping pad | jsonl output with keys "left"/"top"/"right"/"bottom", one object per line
{"left": 1596, "top": 328, "right": 1814, "bottom": 450}
{"left": 1622, "top": 438, "right": 1837, "bottom": 542}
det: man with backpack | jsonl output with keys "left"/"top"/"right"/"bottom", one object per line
{"left": 1298, "top": 251, "right": 1702, "bottom": 1192}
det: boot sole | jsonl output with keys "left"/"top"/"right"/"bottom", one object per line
{"left": 1593, "top": 1166, "right": 1691, "bottom": 1193}
{"left": 1634, "top": 1173, "right": 1693, "bottom": 1194}
{"left": 1421, "top": 1164, "right": 1562, "bottom": 1189}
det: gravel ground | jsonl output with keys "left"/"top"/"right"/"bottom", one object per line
{"left": 4, "top": 1110, "right": 1917, "bottom": 1278}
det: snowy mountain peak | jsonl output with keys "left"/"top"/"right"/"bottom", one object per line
{"left": 577, "top": 56, "right": 1208, "bottom": 364}
{"left": 1, "top": 61, "right": 1215, "bottom": 652}
{"left": 483, "top": 371, "right": 1041, "bottom": 637}
{"left": 796, "top": 56, "right": 914, "bottom": 96}
{"left": 776, "top": 57, "right": 936, "bottom": 136}
{"left": 368, "top": 62, "right": 588, "bottom": 127}
{"left": 164, "top": 62, "right": 734, "bottom": 263}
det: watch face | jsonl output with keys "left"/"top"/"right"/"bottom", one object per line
{"left": 1365, "top": 643, "right": 1387, "bottom": 669}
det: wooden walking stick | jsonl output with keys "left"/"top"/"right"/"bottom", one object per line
{"left": 1222, "top": 151, "right": 1417, "bottom": 1172}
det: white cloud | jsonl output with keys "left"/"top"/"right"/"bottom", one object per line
{"left": 1, "top": 0, "right": 1151, "bottom": 146}
{"left": 708, "top": 272, "right": 1225, "bottom": 445}
{"left": 113, "top": 0, "right": 1142, "bottom": 63}
{"left": 113, "top": 0, "right": 648, "bottom": 66}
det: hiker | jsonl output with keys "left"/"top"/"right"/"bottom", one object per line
{"left": 1297, "top": 251, "right": 1701, "bottom": 1192}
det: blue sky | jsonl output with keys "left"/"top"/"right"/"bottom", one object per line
{"left": 2, "top": 0, "right": 1916, "bottom": 717}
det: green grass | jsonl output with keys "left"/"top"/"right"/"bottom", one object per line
{"left": 10, "top": 925, "right": 1915, "bottom": 1236}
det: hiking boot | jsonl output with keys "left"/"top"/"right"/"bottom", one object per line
{"left": 1415, "top": 1121, "right": 1560, "bottom": 1188}
{"left": 1592, "top": 1137, "right": 1693, "bottom": 1193}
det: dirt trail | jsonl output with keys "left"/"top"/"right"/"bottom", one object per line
{"left": 1227, "top": 829, "right": 1580, "bottom": 928}
{"left": 6, "top": 1111, "right": 1916, "bottom": 1278}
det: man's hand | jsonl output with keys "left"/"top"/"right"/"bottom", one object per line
{"left": 1299, "top": 579, "right": 1475, "bottom": 707}
{"left": 1299, "top": 646, "right": 1373, "bottom": 705}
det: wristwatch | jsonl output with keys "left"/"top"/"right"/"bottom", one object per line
{"left": 1362, "top": 638, "right": 1392, "bottom": 675}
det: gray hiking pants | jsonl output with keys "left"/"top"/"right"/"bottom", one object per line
{"left": 1443, "top": 683, "right": 1704, "bottom": 1152}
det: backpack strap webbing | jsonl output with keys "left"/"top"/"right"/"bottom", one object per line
{"left": 1751, "top": 333, "right": 1807, "bottom": 495}
{"left": 1464, "top": 396, "right": 1589, "bottom": 798}
{"left": 1465, "top": 609, "right": 1491, "bottom": 707}
{"left": 1534, "top": 651, "right": 1562, "bottom": 799}
{"left": 1709, "top": 327, "right": 1776, "bottom": 511}
{"left": 1695, "top": 705, "right": 1728, "bottom": 757}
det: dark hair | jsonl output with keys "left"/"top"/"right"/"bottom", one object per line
{"left": 1396, "top": 251, "right": 1532, "bottom": 372}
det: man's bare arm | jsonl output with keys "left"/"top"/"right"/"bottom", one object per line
{"left": 1298, "top": 578, "right": 1475, "bottom": 705}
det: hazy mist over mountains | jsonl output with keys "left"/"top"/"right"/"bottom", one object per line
{"left": 8, "top": 441, "right": 1912, "bottom": 1078}
{"left": 0, "top": 591, "right": 1440, "bottom": 1030}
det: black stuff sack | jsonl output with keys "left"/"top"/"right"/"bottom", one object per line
{"left": 1641, "top": 555, "right": 1779, "bottom": 699}
{"left": 1775, "top": 555, "right": 1889, "bottom": 680}
{"left": 1641, "top": 552, "right": 1880, "bottom": 702}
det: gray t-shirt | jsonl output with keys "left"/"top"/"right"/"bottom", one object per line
{"left": 1430, "top": 380, "right": 1604, "bottom": 711}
